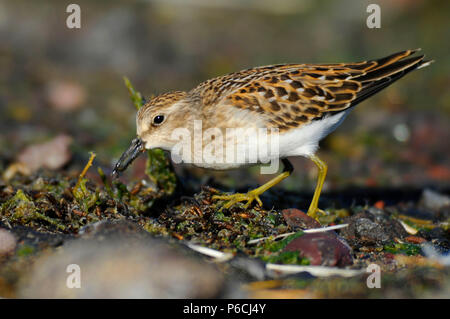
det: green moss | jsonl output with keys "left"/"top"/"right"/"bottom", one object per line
{"left": 123, "top": 76, "right": 145, "bottom": 110}
{"left": 146, "top": 149, "right": 177, "bottom": 195}
{"left": 213, "top": 211, "right": 228, "bottom": 222}
{"left": 72, "top": 152, "right": 99, "bottom": 213}
{"left": 264, "top": 251, "right": 310, "bottom": 265}
{"left": 97, "top": 166, "right": 114, "bottom": 198}
{"left": 72, "top": 177, "right": 99, "bottom": 212}
{"left": 141, "top": 219, "right": 169, "bottom": 236}
{"left": 1, "top": 189, "right": 36, "bottom": 223}
{"left": 112, "top": 180, "right": 129, "bottom": 201}
{"left": 0, "top": 188, "right": 66, "bottom": 231}
{"left": 266, "top": 212, "right": 278, "bottom": 225}
{"left": 384, "top": 242, "right": 422, "bottom": 256}
{"left": 16, "top": 245, "right": 35, "bottom": 257}
{"left": 176, "top": 220, "right": 190, "bottom": 231}
{"left": 267, "top": 231, "right": 304, "bottom": 252}
{"left": 252, "top": 230, "right": 311, "bottom": 265}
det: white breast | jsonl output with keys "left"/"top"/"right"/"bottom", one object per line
{"left": 172, "top": 110, "right": 351, "bottom": 170}
{"left": 278, "top": 109, "right": 351, "bottom": 158}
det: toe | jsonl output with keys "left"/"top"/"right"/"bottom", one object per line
{"left": 254, "top": 195, "right": 263, "bottom": 207}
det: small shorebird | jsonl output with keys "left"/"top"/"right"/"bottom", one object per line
{"left": 113, "top": 49, "right": 431, "bottom": 218}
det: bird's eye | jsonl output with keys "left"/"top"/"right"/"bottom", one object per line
{"left": 152, "top": 115, "right": 165, "bottom": 125}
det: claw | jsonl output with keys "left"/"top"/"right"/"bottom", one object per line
{"left": 213, "top": 189, "right": 263, "bottom": 210}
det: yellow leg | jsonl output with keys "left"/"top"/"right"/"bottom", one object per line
{"left": 213, "top": 159, "right": 293, "bottom": 209}
{"left": 306, "top": 154, "right": 328, "bottom": 219}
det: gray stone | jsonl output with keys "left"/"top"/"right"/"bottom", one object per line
{"left": 19, "top": 236, "right": 224, "bottom": 298}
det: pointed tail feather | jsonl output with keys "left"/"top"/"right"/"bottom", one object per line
{"left": 349, "top": 50, "right": 432, "bottom": 108}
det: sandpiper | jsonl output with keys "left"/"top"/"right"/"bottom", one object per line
{"left": 113, "top": 49, "right": 431, "bottom": 218}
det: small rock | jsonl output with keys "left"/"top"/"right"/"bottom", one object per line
{"left": 420, "top": 189, "right": 450, "bottom": 211}
{"left": 229, "top": 254, "right": 267, "bottom": 281}
{"left": 19, "top": 236, "right": 225, "bottom": 298}
{"left": 418, "top": 228, "right": 450, "bottom": 253}
{"left": 78, "top": 219, "right": 146, "bottom": 238}
{"left": 17, "top": 135, "right": 72, "bottom": 173}
{"left": 340, "top": 211, "right": 407, "bottom": 248}
{"left": 283, "top": 232, "right": 353, "bottom": 267}
{"left": 405, "top": 236, "right": 427, "bottom": 244}
{"left": 0, "top": 228, "right": 17, "bottom": 256}
{"left": 282, "top": 208, "right": 321, "bottom": 229}
{"left": 47, "top": 81, "right": 86, "bottom": 111}
{"left": 355, "top": 218, "right": 390, "bottom": 244}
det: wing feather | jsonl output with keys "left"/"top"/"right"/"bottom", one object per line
{"left": 191, "top": 49, "right": 431, "bottom": 131}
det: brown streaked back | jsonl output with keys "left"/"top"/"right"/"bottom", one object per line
{"left": 190, "top": 49, "right": 431, "bottom": 132}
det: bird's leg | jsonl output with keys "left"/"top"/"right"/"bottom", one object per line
{"left": 306, "top": 154, "right": 328, "bottom": 219}
{"left": 213, "top": 159, "right": 293, "bottom": 209}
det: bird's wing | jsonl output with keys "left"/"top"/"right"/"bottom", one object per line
{"left": 192, "top": 49, "right": 430, "bottom": 131}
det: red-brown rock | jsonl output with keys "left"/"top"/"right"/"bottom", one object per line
{"left": 283, "top": 232, "right": 353, "bottom": 267}
{"left": 405, "top": 236, "right": 427, "bottom": 244}
{"left": 282, "top": 208, "right": 321, "bottom": 229}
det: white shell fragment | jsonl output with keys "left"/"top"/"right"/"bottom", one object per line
{"left": 399, "top": 220, "right": 419, "bottom": 235}
{"left": 187, "top": 243, "right": 234, "bottom": 262}
{"left": 266, "top": 264, "right": 365, "bottom": 278}
{"left": 247, "top": 224, "right": 349, "bottom": 245}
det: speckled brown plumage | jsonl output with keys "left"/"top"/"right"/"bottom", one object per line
{"left": 137, "top": 49, "right": 430, "bottom": 133}
{"left": 187, "top": 49, "right": 430, "bottom": 132}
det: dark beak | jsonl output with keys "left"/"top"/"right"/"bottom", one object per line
{"left": 112, "top": 137, "right": 144, "bottom": 178}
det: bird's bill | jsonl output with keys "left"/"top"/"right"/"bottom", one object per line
{"left": 111, "top": 137, "right": 144, "bottom": 177}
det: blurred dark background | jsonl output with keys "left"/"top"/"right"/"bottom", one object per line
{"left": 0, "top": 0, "right": 449, "bottom": 193}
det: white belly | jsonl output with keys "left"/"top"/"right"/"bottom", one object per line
{"left": 278, "top": 110, "right": 351, "bottom": 158}
{"left": 173, "top": 110, "right": 351, "bottom": 170}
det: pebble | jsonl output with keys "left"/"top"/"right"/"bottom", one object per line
{"left": 17, "top": 135, "right": 72, "bottom": 172}
{"left": 405, "top": 236, "right": 427, "bottom": 244}
{"left": 421, "top": 189, "right": 450, "bottom": 211}
{"left": 0, "top": 228, "right": 17, "bottom": 256}
{"left": 19, "top": 235, "right": 225, "bottom": 298}
{"left": 47, "top": 81, "right": 86, "bottom": 111}
{"left": 283, "top": 232, "right": 353, "bottom": 267}
{"left": 355, "top": 218, "right": 390, "bottom": 244}
{"left": 281, "top": 208, "right": 321, "bottom": 229}
{"left": 340, "top": 211, "right": 408, "bottom": 247}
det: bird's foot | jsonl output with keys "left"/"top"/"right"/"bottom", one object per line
{"left": 213, "top": 189, "right": 263, "bottom": 210}
{"left": 306, "top": 207, "right": 327, "bottom": 221}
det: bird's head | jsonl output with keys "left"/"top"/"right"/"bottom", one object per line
{"left": 112, "top": 91, "right": 194, "bottom": 177}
